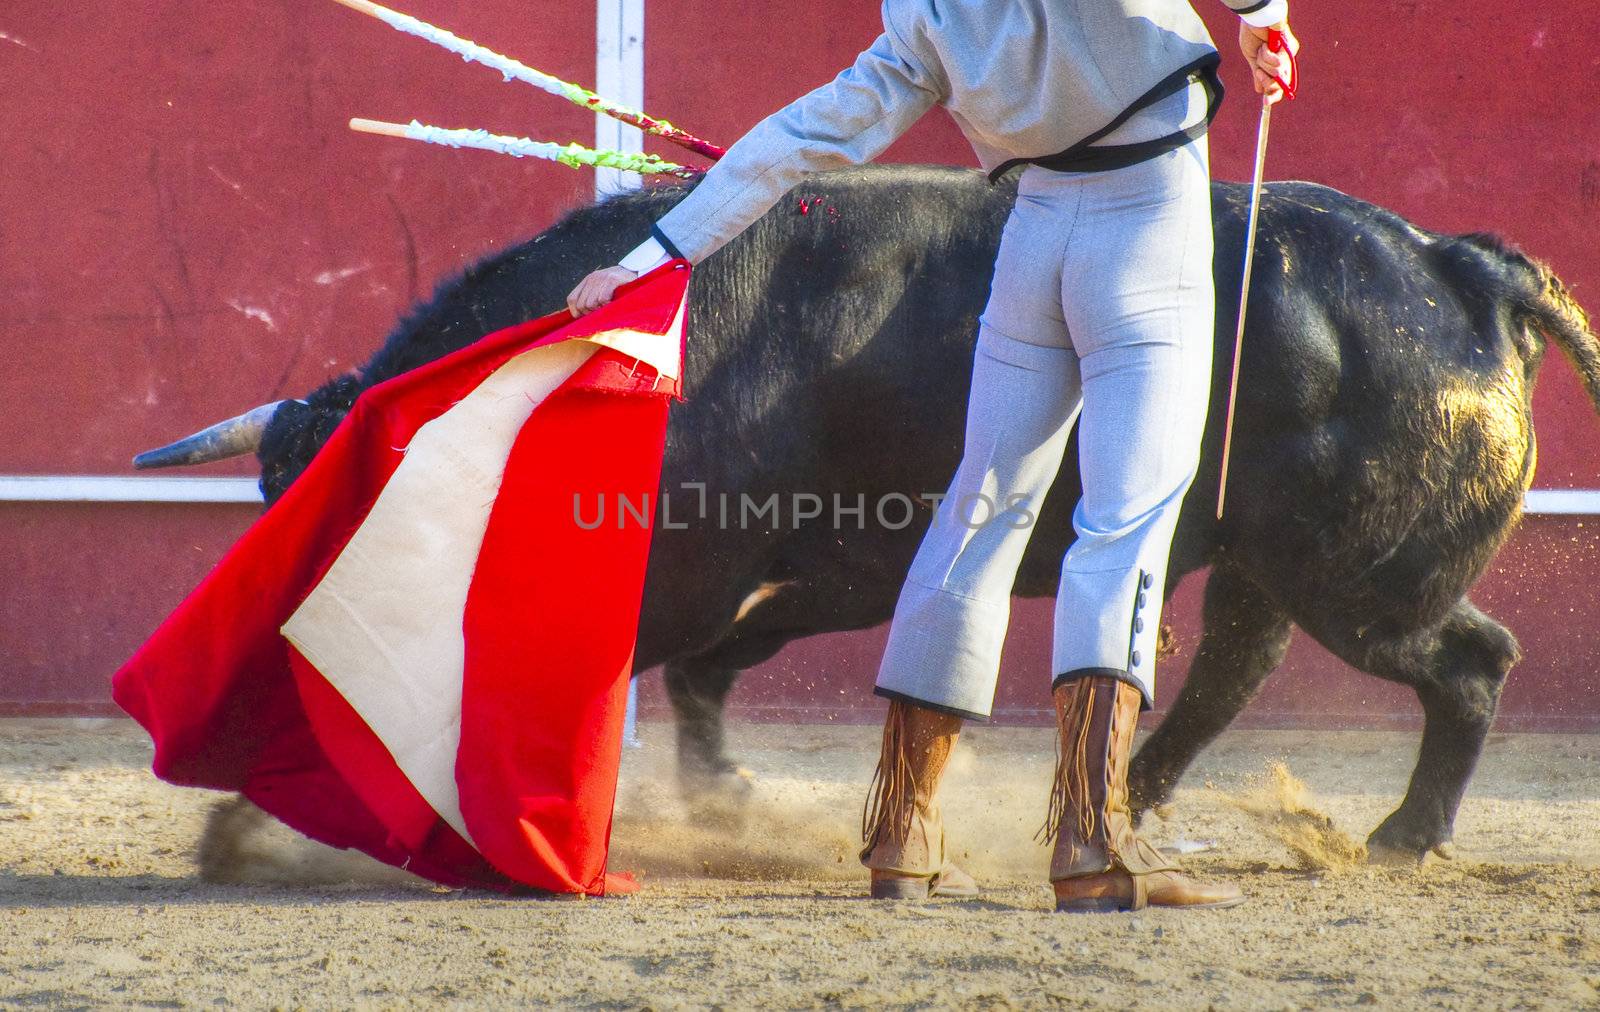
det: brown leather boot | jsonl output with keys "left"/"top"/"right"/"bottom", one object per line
{"left": 860, "top": 699, "right": 979, "bottom": 900}
{"left": 1043, "top": 676, "right": 1244, "bottom": 912}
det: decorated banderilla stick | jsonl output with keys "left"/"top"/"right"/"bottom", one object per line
{"left": 349, "top": 118, "right": 701, "bottom": 178}
{"left": 330, "top": 0, "right": 727, "bottom": 162}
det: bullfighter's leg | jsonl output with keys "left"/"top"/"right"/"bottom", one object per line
{"left": 1048, "top": 140, "right": 1215, "bottom": 707}
{"left": 866, "top": 166, "right": 1086, "bottom": 900}
{"left": 1127, "top": 564, "right": 1293, "bottom": 820}
{"left": 871, "top": 335, "right": 1082, "bottom": 719}
{"left": 1043, "top": 142, "right": 1246, "bottom": 911}
{"left": 862, "top": 329, "right": 1079, "bottom": 899}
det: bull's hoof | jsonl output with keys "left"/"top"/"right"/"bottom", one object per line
{"left": 197, "top": 795, "right": 271, "bottom": 883}
{"left": 679, "top": 762, "right": 755, "bottom": 799}
{"left": 1365, "top": 841, "right": 1427, "bottom": 867}
{"left": 1128, "top": 777, "right": 1175, "bottom": 826}
{"left": 197, "top": 794, "right": 414, "bottom": 886}
{"left": 1366, "top": 842, "right": 1455, "bottom": 866}
{"left": 679, "top": 763, "right": 756, "bottom": 829}
{"left": 1366, "top": 816, "right": 1447, "bottom": 868}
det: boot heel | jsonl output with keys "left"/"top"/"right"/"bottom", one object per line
{"left": 870, "top": 876, "right": 931, "bottom": 901}
{"left": 1055, "top": 896, "right": 1130, "bottom": 914}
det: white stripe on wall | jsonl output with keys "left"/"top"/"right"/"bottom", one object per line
{"left": 3, "top": 475, "right": 1600, "bottom": 516}
{"left": 1523, "top": 489, "right": 1600, "bottom": 515}
{"left": 594, "top": 0, "right": 645, "bottom": 198}
{"left": 0, "top": 475, "right": 261, "bottom": 503}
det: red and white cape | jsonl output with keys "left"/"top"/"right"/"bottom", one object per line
{"left": 114, "top": 262, "right": 691, "bottom": 895}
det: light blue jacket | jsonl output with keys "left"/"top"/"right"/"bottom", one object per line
{"left": 623, "top": 0, "right": 1287, "bottom": 268}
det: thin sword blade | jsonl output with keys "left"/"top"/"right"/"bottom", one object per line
{"left": 1215, "top": 99, "right": 1272, "bottom": 520}
{"left": 1238, "top": 103, "right": 1272, "bottom": 323}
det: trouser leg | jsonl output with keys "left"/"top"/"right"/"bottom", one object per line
{"left": 1051, "top": 141, "right": 1215, "bottom": 704}
{"left": 1039, "top": 143, "right": 1242, "bottom": 912}
{"left": 875, "top": 172, "right": 1083, "bottom": 720}
{"left": 866, "top": 189, "right": 1079, "bottom": 899}
{"left": 874, "top": 325, "right": 1082, "bottom": 719}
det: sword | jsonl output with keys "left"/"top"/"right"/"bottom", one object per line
{"left": 1216, "top": 29, "right": 1296, "bottom": 520}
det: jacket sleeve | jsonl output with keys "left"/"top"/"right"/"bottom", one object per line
{"left": 650, "top": 26, "right": 943, "bottom": 265}
{"left": 1219, "top": 0, "right": 1289, "bottom": 29}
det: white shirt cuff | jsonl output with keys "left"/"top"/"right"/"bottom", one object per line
{"left": 619, "top": 236, "right": 672, "bottom": 275}
{"left": 1237, "top": 0, "right": 1288, "bottom": 29}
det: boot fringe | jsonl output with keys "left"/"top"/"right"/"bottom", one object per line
{"left": 1036, "top": 678, "right": 1099, "bottom": 848}
{"left": 861, "top": 700, "right": 917, "bottom": 848}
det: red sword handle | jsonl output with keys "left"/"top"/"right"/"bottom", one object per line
{"left": 1267, "top": 28, "right": 1298, "bottom": 100}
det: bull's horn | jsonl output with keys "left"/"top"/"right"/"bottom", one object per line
{"left": 132, "top": 401, "right": 287, "bottom": 469}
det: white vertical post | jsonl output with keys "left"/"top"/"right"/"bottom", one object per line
{"left": 594, "top": 0, "right": 645, "bottom": 198}
{"left": 600, "top": 0, "right": 647, "bottom": 747}
{"left": 622, "top": 679, "right": 643, "bottom": 749}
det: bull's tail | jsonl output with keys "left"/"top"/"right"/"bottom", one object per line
{"left": 1521, "top": 258, "right": 1600, "bottom": 415}
{"left": 1459, "top": 233, "right": 1600, "bottom": 414}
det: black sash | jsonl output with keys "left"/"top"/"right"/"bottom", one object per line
{"left": 987, "top": 53, "right": 1225, "bottom": 183}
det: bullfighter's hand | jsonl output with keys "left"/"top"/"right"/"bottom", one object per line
{"left": 566, "top": 265, "right": 638, "bottom": 317}
{"left": 1240, "top": 21, "right": 1298, "bottom": 105}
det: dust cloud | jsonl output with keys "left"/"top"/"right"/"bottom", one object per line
{"left": 1215, "top": 761, "right": 1369, "bottom": 871}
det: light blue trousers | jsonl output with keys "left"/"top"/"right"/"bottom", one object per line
{"left": 875, "top": 140, "right": 1215, "bottom": 717}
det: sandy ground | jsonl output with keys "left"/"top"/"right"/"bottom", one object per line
{"left": 1, "top": 718, "right": 1597, "bottom": 1009}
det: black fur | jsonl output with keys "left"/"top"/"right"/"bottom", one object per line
{"left": 256, "top": 165, "right": 1599, "bottom": 859}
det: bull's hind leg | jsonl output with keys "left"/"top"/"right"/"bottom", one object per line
{"left": 1303, "top": 599, "right": 1520, "bottom": 861}
{"left": 1128, "top": 565, "right": 1292, "bottom": 818}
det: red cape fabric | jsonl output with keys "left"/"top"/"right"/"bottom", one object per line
{"left": 112, "top": 262, "right": 690, "bottom": 895}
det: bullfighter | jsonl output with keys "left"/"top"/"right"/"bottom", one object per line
{"left": 569, "top": 0, "right": 1299, "bottom": 912}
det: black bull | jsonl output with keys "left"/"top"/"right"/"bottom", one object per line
{"left": 250, "top": 164, "right": 1599, "bottom": 861}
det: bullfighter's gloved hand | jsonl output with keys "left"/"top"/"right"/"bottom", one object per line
{"left": 1240, "top": 20, "right": 1299, "bottom": 104}
{"left": 566, "top": 265, "right": 638, "bottom": 317}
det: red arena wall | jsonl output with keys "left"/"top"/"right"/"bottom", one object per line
{"left": 2, "top": 1, "right": 1597, "bottom": 728}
